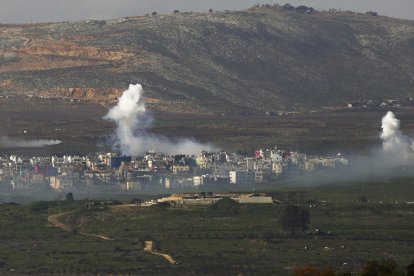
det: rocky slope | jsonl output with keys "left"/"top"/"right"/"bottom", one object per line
{"left": 1, "top": 6, "right": 414, "bottom": 113}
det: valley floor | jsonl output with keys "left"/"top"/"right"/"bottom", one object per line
{"left": 2, "top": 95, "right": 414, "bottom": 156}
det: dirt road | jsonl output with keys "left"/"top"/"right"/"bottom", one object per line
{"left": 47, "top": 212, "right": 73, "bottom": 232}
{"left": 48, "top": 212, "right": 114, "bottom": 241}
{"left": 144, "top": 241, "right": 176, "bottom": 265}
{"left": 48, "top": 212, "right": 175, "bottom": 263}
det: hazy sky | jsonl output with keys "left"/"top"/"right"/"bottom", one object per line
{"left": 0, "top": 0, "right": 413, "bottom": 24}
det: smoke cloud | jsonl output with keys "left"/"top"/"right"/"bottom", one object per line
{"left": 352, "top": 110, "right": 414, "bottom": 174}
{"left": 0, "top": 136, "right": 61, "bottom": 148}
{"left": 104, "top": 84, "right": 213, "bottom": 155}
{"left": 380, "top": 111, "right": 414, "bottom": 162}
{"left": 282, "top": 111, "right": 414, "bottom": 187}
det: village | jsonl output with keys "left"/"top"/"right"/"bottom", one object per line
{"left": 0, "top": 146, "right": 348, "bottom": 195}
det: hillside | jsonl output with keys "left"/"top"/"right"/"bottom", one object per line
{"left": 1, "top": 6, "right": 414, "bottom": 113}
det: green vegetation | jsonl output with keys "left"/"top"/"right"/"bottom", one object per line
{"left": 361, "top": 259, "right": 400, "bottom": 276}
{"left": 0, "top": 179, "right": 413, "bottom": 274}
{"left": 210, "top": 197, "right": 240, "bottom": 214}
{"left": 293, "top": 260, "right": 412, "bottom": 276}
{"left": 2, "top": 6, "right": 414, "bottom": 113}
{"left": 65, "top": 192, "right": 74, "bottom": 202}
{"left": 280, "top": 205, "right": 310, "bottom": 234}
{"left": 406, "top": 261, "right": 414, "bottom": 276}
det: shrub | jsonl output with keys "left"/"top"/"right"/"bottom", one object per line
{"left": 30, "top": 201, "right": 51, "bottom": 211}
{"left": 211, "top": 198, "right": 240, "bottom": 214}
{"left": 407, "top": 260, "right": 414, "bottom": 276}
{"left": 361, "top": 259, "right": 398, "bottom": 276}
{"left": 280, "top": 205, "right": 310, "bottom": 235}
{"left": 151, "top": 201, "right": 171, "bottom": 210}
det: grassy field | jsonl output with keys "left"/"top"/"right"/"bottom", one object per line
{"left": 0, "top": 179, "right": 413, "bottom": 275}
{"left": 2, "top": 94, "right": 414, "bottom": 156}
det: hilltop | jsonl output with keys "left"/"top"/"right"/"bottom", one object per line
{"left": 1, "top": 5, "right": 414, "bottom": 113}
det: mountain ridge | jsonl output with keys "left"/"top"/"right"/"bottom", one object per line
{"left": 1, "top": 5, "right": 414, "bottom": 113}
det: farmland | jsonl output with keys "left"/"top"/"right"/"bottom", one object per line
{"left": 0, "top": 179, "right": 413, "bottom": 275}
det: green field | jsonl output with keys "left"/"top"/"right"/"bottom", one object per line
{"left": 0, "top": 179, "right": 413, "bottom": 275}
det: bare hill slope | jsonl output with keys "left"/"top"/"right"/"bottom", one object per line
{"left": 1, "top": 6, "right": 414, "bottom": 113}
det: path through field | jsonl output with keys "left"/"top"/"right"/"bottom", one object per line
{"left": 48, "top": 212, "right": 176, "bottom": 264}
{"left": 47, "top": 212, "right": 72, "bottom": 232}
{"left": 144, "top": 241, "right": 177, "bottom": 265}
{"left": 48, "top": 212, "right": 114, "bottom": 241}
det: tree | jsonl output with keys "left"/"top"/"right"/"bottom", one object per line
{"left": 211, "top": 198, "right": 240, "bottom": 214}
{"left": 174, "top": 154, "right": 186, "bottom": 163}
{"left": 66, "top": 192, "right": 74, "bottom": 202}
{"left": 358, "top": 195, "right": 368, "bottom": 203}
{"left": 407, "top": 260, "right": 414, "bottom": 276}
{"left": 129, "top": 198, "right": 142, "bottom": 205}
{"left": 361, "top": 259, "right": 398, "bottom": 276}
{"left": 184, "top": 157, "right": 197, "bottom": 167}
{"left": 295, "top": 5, "right": 309, "bottom": 13}
{"left": 152, "top": 201, "right": 171, "bottom": 210}
{"left": 366, "top": 11, "right": 378, "bottom": 16}
{"left": 282, "top": 3, "right": 295, "bottom": 11}
{"left": 280, "top": 205, "right": 310, "bottom": 234}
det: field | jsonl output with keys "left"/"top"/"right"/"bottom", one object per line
{"left": 0, "top": 179, "right": 413, "bottom": 275}
{"left": 1, "top": 96, "right": 414, "bottom": 274}
{"left": 0, "top": 96, "right": 110, "bottom": 155}
{"left": 2, "top": 95, "right": 414, "bottom": 156}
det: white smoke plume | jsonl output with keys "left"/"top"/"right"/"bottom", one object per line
{"left": 0, "top": 136, "right": 61, "bottom": 148}
{"left": 380, "top": 111, "right": 414, "bottom": 161}
{"left": 279, "top": 111, "right": 414, "bottom": 187}
{"left": 104, "top": 84, "right": 213, "bottom": 155}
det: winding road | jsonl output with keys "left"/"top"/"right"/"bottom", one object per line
{"left": 144, "top": 241, "right": 176, "bottom": 265}
{"left": 48, "top": 211, "right": 114, "bottom": 241}
{"left": 47, "top": 212, "right": 176, "bottom": 264}
{"left": 47, "top": 212, "right": 72, "bottom": 232}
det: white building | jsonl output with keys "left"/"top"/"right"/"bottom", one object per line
{"left": 164, "top": 177, "right": 171, "bottom": 189}
{"left": 195, "top": 154, "right": 209, "bottom": 168}
{"left": 270, "top": 150, "right": 283, "bottom": 162}
{"left": 49, "top": 176, "right": 73, "bottom": 190}
{"left": 126, "top": 181, "right": 141, "bottom": 191}
{"left": 172, "top": 165, "right": 190, "bottom": 174}
{"left": 51, "top": 156, "right": 64, "bottom": 167}
{"left": 193, "top": 176, "right": 204, "bottom": 187}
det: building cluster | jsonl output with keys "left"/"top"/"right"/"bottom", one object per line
{"left": 0, "top": 146, "right": 348, "bottom": 193}
{"left": 346, "top": 97, "right": 414, "bottom": 110}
